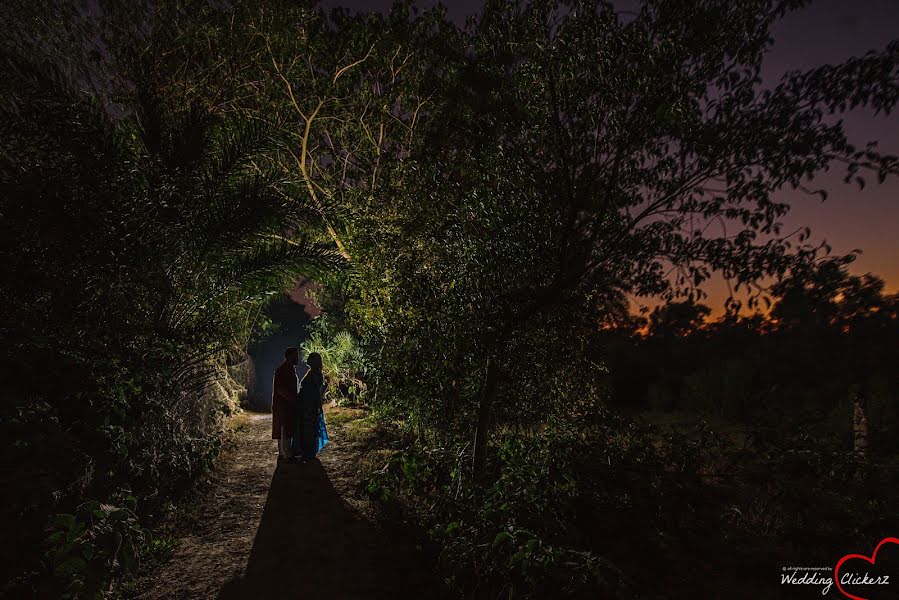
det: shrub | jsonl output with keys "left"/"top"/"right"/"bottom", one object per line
{"left": 301, "top": 321, "right": 369, "bottom": 405}
{"left": 40, "top": 494, "right": 145, "bottom": 599}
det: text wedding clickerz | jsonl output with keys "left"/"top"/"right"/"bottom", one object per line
{"left": 781, "top": 566, "right": 890, "bottom": 596}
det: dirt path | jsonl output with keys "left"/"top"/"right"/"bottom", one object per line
{"left": 136, "top": 408, "right": 438, "bottom": 599}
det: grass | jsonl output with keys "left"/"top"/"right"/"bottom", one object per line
{"left": 323, "top": 404, "right": 368, "bottom": 429}
{"left": 322, "top": 404, "right": 412, "bottom": 485}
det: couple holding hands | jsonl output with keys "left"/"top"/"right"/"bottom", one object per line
{"left": 271, "top": 348, "right": 329, "bottom": 462}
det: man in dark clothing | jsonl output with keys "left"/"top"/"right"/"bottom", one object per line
{"left": 272, "top": 347, "right": 299, "bottom": 459}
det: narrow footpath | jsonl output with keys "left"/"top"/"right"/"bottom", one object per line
{"left": 136, "top": 408, "right": 438, "bottom": 600}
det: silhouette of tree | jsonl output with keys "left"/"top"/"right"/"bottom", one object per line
{"left": 649, "top": 301, "right": 712, "bottom": 337}
{"left": 280, "top": 0, "right": 899, "bottom": 479}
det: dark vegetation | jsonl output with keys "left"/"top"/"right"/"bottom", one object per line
{"left": 609, "top": 268, "right": 898, "bottom": 434}
{"left": 361, "top": 265, "right": 899, "bottom": 599}
{"left": 0, "top": 2, "right": 339, "bottom": 595}
{"left": 1, "top": 0, "right": 897, "bottom": 597}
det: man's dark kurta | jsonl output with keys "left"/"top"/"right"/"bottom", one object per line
{"left": 271, "top": 360, "right": 298, "bottom": 439}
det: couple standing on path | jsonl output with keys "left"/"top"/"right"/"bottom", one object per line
{"left": 271, "top": 348, "right": 329, "bottom": 462}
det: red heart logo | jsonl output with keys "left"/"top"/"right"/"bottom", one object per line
{"left": 834, "top": 537, "right": 899, "bottom": 600}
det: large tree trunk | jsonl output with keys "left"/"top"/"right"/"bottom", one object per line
{"left": 472, "top": 356, "right": 498, "bottom": 482}
{"left": 852, "top": 386, "right": 870, "bottom": 456}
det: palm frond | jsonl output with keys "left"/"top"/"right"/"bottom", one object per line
{"left": 201, "top": 117, "right": 281, "bottom": 191}
{"left": 218, "top": 237, "right": 345, "bottom": 293}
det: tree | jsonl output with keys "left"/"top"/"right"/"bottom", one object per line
{"left": 648, "top": 301, "right": 712, "bottom": 337}
{"left": 429, "top": 0, "right": 899, "bottom": 479}
{"left": 770, "top": 262, "right": 898, "bottom": 453}
{"left": 0, "top": 3, "right": 341, "bottom": 591}
{"left": 252, "top": 0, "right": 899, "bottom": 480}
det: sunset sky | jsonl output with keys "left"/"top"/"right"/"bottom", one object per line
{"left": 322, "top": 0, "right": 899, "bottom": 314}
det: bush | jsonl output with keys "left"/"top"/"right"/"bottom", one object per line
{"left": 301, "top": 320, "right": 369, "bottom": 405}
{"left": 363, "top": 409, "right": 717, "bottom": 598}
{"left": 39, "top": 494, "right": 145, "bottom": 599}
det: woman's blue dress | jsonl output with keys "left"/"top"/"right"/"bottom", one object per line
{"left": 293, "top": 372, "right": 329, "bottom": 458}
{"left": 315, "top": 409, "right": 329, "bottom": 453}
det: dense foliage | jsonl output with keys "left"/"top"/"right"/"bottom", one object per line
{"left": 297, "top": 1, "right": 899, "bottom": 597}
{"left": 360, "top": 269, "right": 899, "bottom": 599}
{"left": 2, "top": 0, "right": 897, "bottom": 597}
{"left": 0, "top": 2, "right": 339, "bottom": 595}
{"left": 287, "top": 0, "right": 899, "bottom": 480}
{"left": 300, "top": 323, "right": 368, "bottom": 404}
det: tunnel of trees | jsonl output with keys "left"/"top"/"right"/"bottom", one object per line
{"left": 1, "top": 0, "right": 897, "bottom": 597}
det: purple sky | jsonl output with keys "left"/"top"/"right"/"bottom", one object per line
{"left": 320, "top": 0, "right": 899, "bottom": 311}
{"left": 765, "top": 0, "right": 899, "bottom": 300}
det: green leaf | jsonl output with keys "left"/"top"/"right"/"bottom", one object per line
{"left": 109, "top": 509, "right": 130, "bottom": 521}
{"left": 492, "top": 531, "right": 512, "bottom": 546}
{"left": 98, "top": 531, "right": 123, "bottom": 556}
{"left": 45, "top": 531, "right": 66, "bottom": 546}
{"left": 49, "top": 514, "right": 76, "bottom": 530}
{"left": 54, "top": 556, "right": 87, "bottom": 576}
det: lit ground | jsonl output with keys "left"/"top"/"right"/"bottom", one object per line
{"left": 134, "top": 406, "right": 436, "bottom": 599}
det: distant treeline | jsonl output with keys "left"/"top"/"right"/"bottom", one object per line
{"left": 604, "top": 264, "right": 898, "bottom": 450}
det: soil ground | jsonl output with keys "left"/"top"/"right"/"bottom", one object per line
{"left": 133, "top": 406, "right": 438, "bottom": 600}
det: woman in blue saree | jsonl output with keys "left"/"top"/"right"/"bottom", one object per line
{"left": 294, "top": 352, "right": 329, "bottom": 460}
